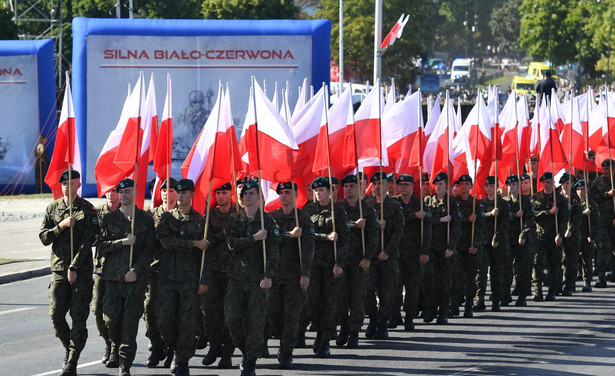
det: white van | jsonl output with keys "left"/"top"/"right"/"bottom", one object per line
{"left": 450, "top": 58, "right": 472, "bottom": 83}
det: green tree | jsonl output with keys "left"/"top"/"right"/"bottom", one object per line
{"left": 202, "top": 0, "right": 300, "bottom": 19}
{"left": 489, "top": 0, "right": 522, "bottom": 55}
{"left": 0, "top": 6, "right": 18, "bottom": 40}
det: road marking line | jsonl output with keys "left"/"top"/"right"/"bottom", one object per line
{"left": 0, "top": 307, "right": 35, "bottom": 315}
{"left": 32, "top": 360, "right": 101, "bottom": 376}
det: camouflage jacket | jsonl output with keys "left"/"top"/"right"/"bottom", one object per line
{"left": 370, "top": 196, "right": 404, "bottom": 259}
{"left": 503, "top": 194, "right": 534, "bottom": 241}
{"left": 480, "top": 196, "right": 511, "bottom": 246}
{"left": 395, "top": 194, "right": 432, "bottom": 258}
{"left": 93, "top": 202, "right": 117, "bottom": 274}
{"left": 269, "top": 207, "right": 315, "bottom": 279}
{"left": 303, "top": 201, "right": 349, "bottom": 267}
{"left": 589, "top": 175, "right": 615, "bottom": 222}
{"left": 579, "top": 198, "right": 600, "bottom": 240}
{"left": 531, "top": 190, "right": 569, "bottom": 239}
{"left": 340, "top": 198, "right": 379, "bottom": 263}
{"left": 206, "top": 205, "right": 237, "bottom": 273}
{"left": 456, "top": 194, "right": 483, "bottom": 252}
{"left": 424, "top": 193, "right": 461, "bottom": 251}
{"left": 147, "top": 204, "right": 173, "bottom": 272}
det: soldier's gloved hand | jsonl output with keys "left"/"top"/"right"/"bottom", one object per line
{"left": 289, "top": 227, "right": 302, "bottom": 238}
{"left": 516, "top": 209, "right": 524, "bottom": 218}
{"left": 333, "top": 265, "right": 343, "bottom": 278}
{"left": 565, "top": 229, "right": 572, "bottom": 238}
{"left": 300, "top": 276, "right": 309, "bottom": 292}
{"left": 419, "top": 254, "right": 429, "bottom": 264}
{"left": 67, "top": 269, "right": 77, "bottom": 284}
{"left": 519, "top": 236, "right": 526, "bottom": 245}
{"left": 124, "top": 269, "right": 137, "bottom": 283}
{"left": 415, "top": 210, "right": 426, "bottom": 219}
{"left": 260, "top": 277, "right": 272, "bottom": 290}
{"left": 440, "top": 215, "right": 451, "bottom": 223}
{"left": 60, "top": 216, "right": 76, "bottom": 230}
{"left": 444, "top": 249, "right": 454, "bottom": 258}
{"left": 583, "top": 208, "right": 591, "bottom": 216}
{"left": 549, "top": 206, "right": 558, "bottom": 215}
{"left": 359, "top": 258, "right": 371, "bottom": 271}
{"left": 354, "top": 218, "right": 366, "bottom": 228}
{"left": 197, "top": 284, "right": 209, "bottom": 295}
{"left": 379, "top": 219, "right": 386, "bottom": 229}
{"left": 555, "top": 234, "right": 563, "bottom": 246}
{"left": 194, "top": 239, "right": 210, "bottom": 250}
{"left": 253, "top": 229, "right": 268, "bottom": 241}
{"left": 468, "top": 214, "right": 477, "bottom": 222}
{"left": 468, "top": 246, "right": 477, "bottom": 254}
{"left": 122, "top": 234, "right": 136, "bottom": 246}
{"left": 326, "top": 232, "right": 338, "bottom": 242}
{"left": 491, "top": 208, "right": 499, "bottom": 217}
{"left": 378, "top": 251, "right": 389, "bottom": 261}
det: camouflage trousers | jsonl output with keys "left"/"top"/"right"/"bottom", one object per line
{"left": 156, "top": 278, "right": 199, "bottom": 363}
{"left": 596, "top": 223, "right": 615, "bottom": 274}
{"left": 336, "top": 262, "right": 369, "bottom": 333}
{"left": 103, "top": 280, "right": 146, "bottom": 367}
{"left": 399, "top": 256, "right": 423, "bottom": 318}
{"left": 477, "top": 244, "right": 506, "bottom": 302}
{"left": 92, "top": 273, "right": 109, "bottom": 343}
{"left": 451, "top": 251, "right": 479, "bottom": 307}
{"left": 144, "top": 270, "right": 165, "bottom": 350}
{"left": 505, "top": 237, "right": 532, "bottom": 298}
{"left": 307, "top": 266, "right": 338, "bottom": 341}
{"left": 422, "top": 247, "right": 454, "bottom": 314}
{"left": 365, "top": 257, "right": 399, "bottom": 329}
{"left": 225, "top": 278, "right": 268, "bottom": 360}
{"left": 201, "top": 271, "right": 232, "bottom": 347}
{"left": 562, "top": 233, "right": 581, "bottom": 291}
{"left": 268, "top": 276, "right": 306, "bottom": 351}
{"left": 579, "top": 238, "right": 596, "bottom": 285}
{"left": 49, "top": 271, "right": 93, "bottom": 363}
{"left": 533, "top": 237, "right": 563, "bottom": 293}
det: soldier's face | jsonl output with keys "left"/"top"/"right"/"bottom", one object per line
{"left": 216, "top": 190, "right": 231, "bottom": 206}
{"left": 241, "top": 188, "right": 259, "bottom": 207}
{"left": 397, "top": 182, "right": 413, "bottom": 196}
{"left": 577, "top": 187, "right": 586, "bottom": 200}
{"left": 422, "top": 181, "right": 431, "bottom": 194}
{"left": 332, "top": 185, "right": 339, "bottom": 199}
{"left": 177, "top": 190, "right": 194, "bottom": 206}
{"left": 459, "top": 181, "right": 472, "bottom": 194}
{"left": 314, "top": 187, "right": 330, "bottom": 203}
{"left": 236, "top": 184, "right": 244, "bottom": 204}
{"left": 531, "top": 160, "right": 539, "bottom": 172}
{"left": 508, "top": 182, "right": 519, "bottom": 196}
{"left": 521, "top": 179, "right": 530, "bottom": 193}
{"left": 485, "top": 184, "right": 496, "bottom": 196}
{"left": 278, "top": 189, "right": 295, "bottom": 206}
{"left": 561, "top": 181, "right": 570, "bottom": 192}
{"left": 373, "top": 181, "right": 383, "bottom": 198}
{"left": 343, "top": 182, "right": 359, "bottom": 199}
{"left": 542, "top": 179, "right": 554, "bottom": 193}
{"left": 61, "top": 178, "right": 81, "bottom": 197}
{"left": 118, "top": 187, "right": 134, "bottom": 206}
{"left": 161, "top": 188, "right": 177, "bottom": 204}
{"left": 434, "top": 181, "right": 447, "bottom": 195}
{"left": 106, "top": 190, "right": 119, "bottom": 205}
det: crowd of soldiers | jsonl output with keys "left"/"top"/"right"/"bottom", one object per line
{"left": 39, "top": 154, "right": 615, "bottom": 376}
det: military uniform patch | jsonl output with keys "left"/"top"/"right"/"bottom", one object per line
{"left": 274, "top": 228, "right": 280, "bottom": 236}
{"left": 310, "top": 226, "right": 315, "bottom": 235}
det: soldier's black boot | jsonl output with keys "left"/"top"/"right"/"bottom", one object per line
{"left": 336, "top": 325, "right": 349, "bottom": 347}
{"left": 60, "top": 361, "right": 77, "bottom": 376}
{"left": 175, "top": 362, "right": 190, "bottom": 376}
{"left": 279, "top": 349, "right": 293, "bottom": 369}
{"left": 218, "top": 344, "right": 234, "bottom": 369}
{"left": 501, "top": 294, "right": 512, "bottom": 306}
{"left": 312, "top": 331, "right": 322, "bottom": 354}
{"left": 102, "top": 341, "right": 111, "bottom": 364}
{"left": 163, "top": 347, "right": 174, "bottom": 368}
{"left": 594, "top": 274, "right": 607, "bottom": 288}
{"left": 374, "top": 325, "right": 389, "bottom": 339}
{"left": 511, "top": 285, "right": 519, "bottom": 296}
{"left": 423, "top": 307, "right": 435, "bottom": 323}
{"left": 240, "top": 358, "right": 256, "bottom": 376}
{"left": 347, "top": 331, "right": 359, "bottom": 348}
{"left": 201, "top": 344, "right": 221, "bottom": 366}
{"left": 532, "top": 285, "right": 544, "bottom": 301}
{"left": 195, "top": 334, "right": 207, "bottom": 350}
{"left": 436, "top": 309, "right": 448, "bottom": 325}
{"left": 106, "top": 345, "right": 120, "bottom": 368}
{"left": 365, "top": 315, "right": 377, "bottom": 338}
{"left": 315, "top": 339, "right": 331, "bottom": 358}
{"left": 118, "top": 363, "right": 130, "bottom": 376}
{"left": 296, "top": 331, "right": 307, "bottom": 348}
{"left": 515, "top": 295, "right": 527, "bottom": 306}
{"left": 582, "top": 283, "right": 592, "bottom": 292}
{"left": 388, "top": 311, "right": 402, "bottom": 328}
{"left": 147, "top": 346, "right": 166, "bottom": 368}
{"left": 404, "top": 315, "right": 415, "bottom": 331}
{"left": 545, "top": 287, "right": 556, "bottom": 301}
{"left": 491, "top": 300, "right": 501, "bottom": 312}
{"left": 473, "top": 299, "right": 486, "bottom": 312}
{"left": 463, "top": 303, "right": 474, "bottom": 318}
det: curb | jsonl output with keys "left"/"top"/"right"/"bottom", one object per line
{"left": 0, "top": 266, "right": 51, "bottom": 285}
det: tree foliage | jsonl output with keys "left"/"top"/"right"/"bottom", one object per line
{"left": 202, "top": 0, "right": 300, "bottom": 19}
{"left": 489, "top": 0, "right": 522, "bottom": 55}
{"left": 0, "top": 6, "right": 18, "bottom": 40}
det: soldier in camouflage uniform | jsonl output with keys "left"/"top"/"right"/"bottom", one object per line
{"left": 450, "top": 175, "right": 482, "bottom": 317}
{"left": 93, "top": 189, "right": 120, "bottom": 364}
{"left": 145, "top": 177, "right": 177, "bottom": 368}
{"left": 558, "top": 173, "right": 582, "bottom": 295}
{"left": 157, "top": 179, "right": 210, "bottom": 376}
{"left": 99, "top": 179, "right": 154, "bottom": 376}
{"left": 394, "top": 174, "right": 431, "bottom": 328}
{"left": 589, "top": 159, "right": 615, "bottom": 287}
{"left": 304, "top": 176, "right": 349, "bottom": 358}
{"left": 576, "top": 179, "right": 600, "bottom": 291}
{"left": 268, "top": 182, "right": 315, "bottom": 368}
{"left": 423, "top": 172, "right": 461, "bottom": 324}
{"left": 337, "top": 175, "right": 378, "bottom": 348}
{"left": 503, "top": 175, "right": 534, "bottom": 306}
{"left": 39, "top": 170, "right": 97, "bottom": 376}
{"left": 531, "top": 172, "right": 569, "bottom": 301}
{"left": 364, "top": 172, "right": 404, "bottom": 339}
{"left": 201, "top": 182, "right": 236, "bottom": 368}
{"left": 225, "top": 180, "right": 279, "bottom": 376}
{"left": 477, "top": 176, "right": 511, "bottom": 312}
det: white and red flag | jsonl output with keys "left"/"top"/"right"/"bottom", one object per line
{"left": 381, "top": 14, "right": 410, "bottom": 49}
{"left": 560, "top": 93, "right": 585, "bottom": 171}
{"left": 538, "top": 96, "right": 568, "bottom": 179}
{"left": 426, "top": 92, "right": 455, "bottom": 178}
{"left": 383, "top": 89, "right": 422, "bottom": 175}
{"left": 45, "top": 72, "right": 82, "bottom": 199}
{"left": 152, "top": 74, "right": 173, "bottom": 208}
{"left": 352, "top": 81, "right": 388, "bottom": 169}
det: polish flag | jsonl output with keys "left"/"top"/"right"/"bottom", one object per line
{"left": 383, "top": 89, "right": 421, "bottom": 175}
{"left": 352, "top": 81, "right": 388, "bottom": 168}
{"left": 45, "top": 72, "right": 82, "bottom": 199}
{"left": 240, "top": 79, "right": 306, "bottom": 182}
{"left": 550, "top": 89, "right": 566, "bottom": 134}
{"left": 560, "top": 93, "right": 585, "bottom": 171}
{"left": 292, "top": 78, "right": 309, "bottom": 124}
{"left": 588, "top": 90, "right": 615, "bottom": 163}
{"left": 420, "top": 95, "right": 441, "bottom": 173}
{"left": 132, "top": 74, "right": 158, "bottom": 208}
{"left": 538, "top": 97, "right": 568, "bottom": 179}
{"left": 456, "top": 93, "right": 491, "bottom": 188}
{"left": 381, "top": 14, "right": 410, "bottom": 49}
{"left": 152, "top": 74, "right": 173, "bottom": 208}
{"left": 383, "top": 79, "right": 396, "bottom": 115}
{"left": 428, "top": 92, "right": 456, "bottom": 178}
{"left": 498, "top": 92, "right": 527, "bottom": 182}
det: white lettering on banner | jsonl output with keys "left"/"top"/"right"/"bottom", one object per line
{"left": 102, "top": 49, "right": 296, "bottom": 61}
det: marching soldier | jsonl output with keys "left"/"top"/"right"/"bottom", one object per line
{"left": 589, "top": 159, "right": 615, "bottom": 288}
{"left": 503, "top": 175, "right": 534, "bottom": 306}
{"left": 93, "top": 189, "right": 120, "bottom": 364}
{"left": 268, "top": 182, "right": 315, "bottom": 368}
{"left": 394, "top": 174, "right": 431, "bottom": 328}
{"left": 201, "top": 182, "right": 237, "bottom": 368}
{"left": 304, "top": 176, "right": 349, "bottom": 357}
{"left": 99, "top": 178, "right": 154, "bottom": 376}
{"left": 451, "top": 175, "right": 482, "bottom": 317}
{"left": 520, "top": 174, "right": 533, "bottom": 196}
{"left": 156, "top": 179, "right": 209, "bottom": 376}
{"left": 225, "top": 180, "right": 279, "bottom": 376}
{"left": 531, "top": 172, "right": 568, "bottom": 301}
{"left": 423, "top": 172, "right": 461, "bottom": 324}
{"left": 145, "top": 177, "right": 177, "bottom": 368}
{"left": 477, "top": 176, "right": 511, "bottom": 311}
{"left": 364, "top": 172, "right": 404, "bottom": 339}
{"left": 576, "top": 179, "right": 600, "bottom": 291}
{"left": 39, "top": 170, "right": 97, "bottom": 376}
{"left": 558, "top": 173, "right": 582, "bottom": 295}
{"left": 337, "top": 174, "right": 378, "bottom": 347}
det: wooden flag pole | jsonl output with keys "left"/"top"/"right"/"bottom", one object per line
{"left": 445, "top": 91, "right": 451, "bottom": 244}
{"left": 323, "top": 85, "right": 338, "bottom": 261}
{"left": 348, "top": 83, "right": 366, "bottom": 257}
{"left": 546, "top": 96, "right": 559, "bottom": 237}
{"left": 377, "top": 80, "right": 385, "bottom": 254}
{"left": 513, "top": 91, "right": 523, "bottom": 234}
{"left": 200, "top": 181, "right": 213, "bottom": 279}
{"left": 470, "top": 90, "right": 481, "bottom": 246}
{"left": 291, "top": 183, "right": 303, "bottom": 271}
{"left": 68, "top": 163, "right": 74, "bottom": 261}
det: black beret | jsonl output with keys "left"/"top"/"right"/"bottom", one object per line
{"left": 573, "top": 179, "right": 587, "bottom": 190}
{"left": 458, "top": 174, "right": 472, "bottom": 183}
{"left": 601, "top": 159, "right": 614, "bottom": 167}
{"left": 236, "top": 178, "right": 247, "bottom": 186}
{"left": 539, "top": 172, "right": 553, "bottom": 182}
{"left": 530, "top": 154, "right": 539, "bottom": 162}
{"left": 149, "top": 178, "right": 156, "bottom": 191}
{"left": 341, "top": 175, "right": 358, "bottom": 185}
{"left": 357, "top": 172, "right": 368, "bottom": 180}
{"left": 485, "top": 176, "right": 496, "bottom": 185}
{"left": 311, "top": 176, "right": 330, "bottom": 189}
{"left": 432, "top": 172, "right": 448, "bottom": 184}
{"left": 396, "top": 174, "right": 414, "bottom": 184}
{"left": 59, "top": 169, "right": 80, "bottom": 183}
{"left": 559, "top": 172, "right": 571, "bottom": 184}
{"left": 240, "top": 180, "right": 259, "bottom": 196}
{"left": 422, "top": 173, "right": 430, "bottom": 182}
{"left": 160, "top": 177, "right": 178, "bottom": 190}
{"left": 330, "top": 176, "right": 340, "bottom": 185}
{"left": 215, "top": 182, "right": 232, "bottom": 191}
{"left": 505, "top": 175, "right": 519, "bottom": 185}
{"left": 276, "top": 182, "right": 297, "bottom": 194}
{"left": 386, "top": 173, "right": 395, "bottom": 182}
{"left": 452, "top": 180, "right": 459, "bottom": 185}
{"left": 520, "top": 173, "right": 531, "bottom": 181}
{"left": 116, "top": 178, "right": 134, "bottom": 191}
{"left": 176, "top": 179, "right": 195, "bottom": 192}
{"left": 370, "top": 171, "right": 388, "bottom": 182}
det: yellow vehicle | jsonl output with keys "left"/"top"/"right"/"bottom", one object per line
{"left": 512, "top": 76, "right": 536, "bottom": 96}
{"left": 527, "top": 62, "right": 553, "bottom": 81}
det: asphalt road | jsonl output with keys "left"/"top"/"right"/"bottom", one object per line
{"left": 1, "top": 276, "right": 615, "bottom": 376}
